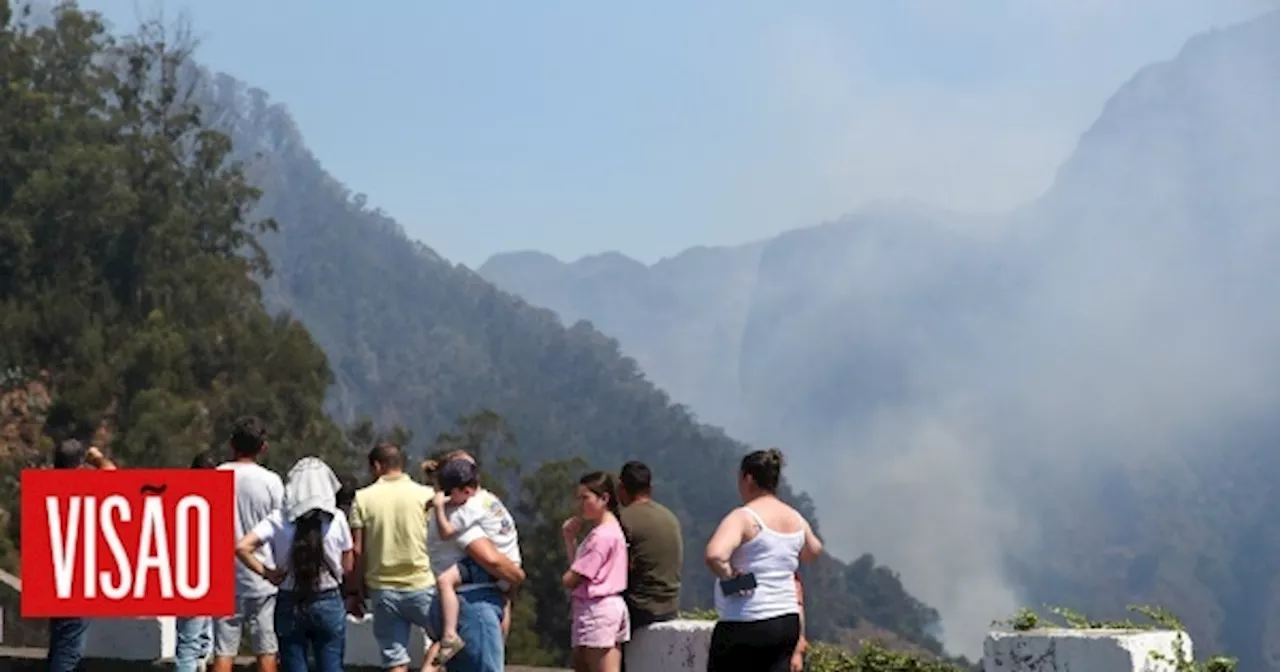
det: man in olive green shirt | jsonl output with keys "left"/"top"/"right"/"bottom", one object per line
{"left": 617, "top": 461, "right": 683, "bottom": 627}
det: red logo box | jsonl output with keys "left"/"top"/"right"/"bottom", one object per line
{"left": 20, "top": 469, "right": 236, "bottom": 617}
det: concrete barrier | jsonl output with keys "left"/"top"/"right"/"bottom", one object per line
{"left": 80, "top": 614, "right": 425, "bottom": 668}
{"left": 85, "top": 617, "right": 176, "bottom": 661}
{"left": 0, "top": 565, "right": 1203, "bottom": 672}
{"left": 625, "top": 619, "right": 713, "bottom": 672}
{"left": 0, "top": 569, "right": 548, "bottom": 670}
{"left": 344, "top": 614, "right": 427, "bottom": 668}
{"left": 983, "top": 628, "right": 1193, "bottom": 672}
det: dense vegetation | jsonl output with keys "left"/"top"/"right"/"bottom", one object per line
{"left": 0, "top": 1, "right": 958, "bottom": 665}
{"left": 0, "top": 3, "right": 350, "bottom": 494}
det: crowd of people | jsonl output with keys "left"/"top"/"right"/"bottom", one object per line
{"left": 43, "top": 416, "right": 823, "bottom": 672}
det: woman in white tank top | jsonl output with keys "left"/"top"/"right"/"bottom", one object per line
{"left": 703, "top": 449, "right": 824, "bottom": 672}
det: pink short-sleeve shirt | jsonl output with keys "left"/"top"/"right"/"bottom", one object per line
{"left": 570, "top": 519, "right": 628, "bottom": 601}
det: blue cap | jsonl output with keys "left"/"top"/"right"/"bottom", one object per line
{"left": 438, "top": 458, "right": 479, "bottom": 493}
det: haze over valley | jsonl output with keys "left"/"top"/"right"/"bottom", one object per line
{"left": 8, "top": 1, "right": 1280, "bottom": 669}
{"left": 481, "top": 10, "right": 1280, "bottom": 666}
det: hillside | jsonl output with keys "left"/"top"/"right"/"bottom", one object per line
{"left": 479, "top": 10, "right": 1280, "bottom": 666}
{"left": 0, "top": 1, "right": 956, "bottom": 664}
{"left": 0, "top": 0, "right": 350, "bottom": 559}
{"left": 180, "top": 42, "right": 951, "bottom": 657}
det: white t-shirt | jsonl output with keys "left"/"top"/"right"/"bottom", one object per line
{"left": 219, "top": 461, "right": 285, "bottom": 598}
{"left": 251, "top": 510, "right": 353, "bottom": 592}
{"left": 428, "top": 488, "right": 521, "bottom": 589}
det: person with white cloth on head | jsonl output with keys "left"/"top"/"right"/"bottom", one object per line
{"left": 236, "top": 457, "right": 354, "bottom": 672}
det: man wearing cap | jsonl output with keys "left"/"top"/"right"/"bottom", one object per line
{"left": 424, "top": 457, "right": 524, "bottom": 672}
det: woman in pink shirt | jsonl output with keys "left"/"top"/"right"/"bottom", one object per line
{"left": 562, "top": 471, "right": 631, "bottom": 672}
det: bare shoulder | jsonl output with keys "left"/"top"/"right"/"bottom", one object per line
{"left": 762, "top": 499, "right": 807, "bottom": 533}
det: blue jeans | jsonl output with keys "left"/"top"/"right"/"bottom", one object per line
{"left": 428, "top": 586, "right": 505, "bottom": 672}
{"left": 275, "top": 590, "right": 347, "bottom": 672}
{"left": 371, "top": 587, "right": 437, "bottom": 668}
{"left": 175, "top": 616, "right": 213, "bottom": 671}
{"left": 456, "top": 557, "right": 496, "bottom": 585}
{"left": 47, "top": 617, "right": 89, "bottom": 672}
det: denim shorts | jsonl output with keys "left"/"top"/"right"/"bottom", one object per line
{"left": 456, "top": 557, "right": 496, "bottom": 585}
{"left": 371, "top": 587, "right": 436, "bottom": 668}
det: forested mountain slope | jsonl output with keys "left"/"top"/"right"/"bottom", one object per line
{"left": 185, "top": 54, "right": 951, "bottom": 656}
{"left": 0, "top": 1, "right": 954, "bottom": 663}
{"left": 480, "top": 11, "right": 1280, "bottom": 667}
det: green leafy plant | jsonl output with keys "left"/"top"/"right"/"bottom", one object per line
{"left": 678, "top": 607, "right": 719, "bottom": 621}
{"left": 993, "top": 605, "right": 1238, "bottom": 672}
{"left": 806, "top": 641, "right": 967, "bottom": 672}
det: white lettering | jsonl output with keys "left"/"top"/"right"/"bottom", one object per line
{"left": 43, "top": 492, "right": 216, "bottom": 601}
{"left": 174, "top": 495, "right": 210, "bottom": 599}
{"left": 99, "top": 495, "right": 132, "bottom": 600}
{"left": 133, "top": 497, "right": 173, "bottom": 599}
{"left": 46, "top": 496, "right": 80, "bottom": 600}
{"left": 83, "top": 497, "right": 97, "bottom": 598}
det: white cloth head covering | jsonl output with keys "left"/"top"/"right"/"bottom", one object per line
{"left": 284, "top": 456, "right": 341, "bottom": 522}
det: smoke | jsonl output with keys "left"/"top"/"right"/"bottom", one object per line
{"left": 735, "top": 2, "right": 1280, "bottom": 658}
{"left": 779, "top": 189, "right": 1280, "bottom": 656}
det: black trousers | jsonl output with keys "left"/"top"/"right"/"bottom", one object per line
{"left": 707, "top": 613, "right": 801, "bottom": 672}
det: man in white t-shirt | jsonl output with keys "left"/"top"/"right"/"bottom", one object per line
{"left": 212, "top": 416, "right": 285, "bottom": 672}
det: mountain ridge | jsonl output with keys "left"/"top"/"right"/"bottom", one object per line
{"left": 477, "top": 9, "right": 1280, "bottom": 665}
{"left": 170, "top": 56, "right": 953, "bottom": 657}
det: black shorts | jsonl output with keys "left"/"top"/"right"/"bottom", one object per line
{"left": 707, "top": 613, "right": 801, "bottom": 672}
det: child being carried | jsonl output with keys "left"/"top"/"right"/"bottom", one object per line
{"left": 427, "top": 458, "right": 522, "bottom": 667}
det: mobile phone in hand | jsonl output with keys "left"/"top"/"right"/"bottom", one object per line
{"left": 719, "top": 572, "right": 757, "bottom": 596}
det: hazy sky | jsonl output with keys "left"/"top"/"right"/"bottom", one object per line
{"left": 78, "top": 0, "right": 1271, "bottom": 268}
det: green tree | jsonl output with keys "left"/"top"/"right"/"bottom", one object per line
{"left": 507, "top": 456, "right": 587, "bottom": 665}
{"left": 341, "top": 415, "right": 413, "bottom": 477}
{"left": 0, "top": 1, "right": 348, "bottom": 568}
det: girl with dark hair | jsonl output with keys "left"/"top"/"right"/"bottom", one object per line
{"left": 562, "top": 471, "right": 630, "bottom": 672}
{"left": 703, "top": 449, "right": 824, "bottom": 672}
{"left": 235, "top": 457, "right": 353, "bottom": 672}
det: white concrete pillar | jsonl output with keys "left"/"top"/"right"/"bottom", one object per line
{"left": 343, "top": 614, "right": 428, "bottom": 668}
{"left": 624, "top": 619, "right": 714, "bottom": 672}
{"left": 85, "top": 616, "right": 176, "bottom": 660}
{"left": 984, "top": 628, "right": 1193, "bottom": 672}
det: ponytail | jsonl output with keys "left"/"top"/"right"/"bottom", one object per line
{"left": 289, "top": 510, "right": 331, "bottom": 604}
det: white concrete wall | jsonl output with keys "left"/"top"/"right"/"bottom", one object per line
{"left": 85, "top": 617, "right": 176, "bottom": 661}
{"left": 5, "top": 596, "right": 1202, "bottom": 672}
{"left": 344, "top": 614, "right": 428, "bottom": 668}
{"left": 984, "top": 628, "right": 1193, "bottom": 672}
{"left": 624, "top": 620, "right": 714, "bottom": 672}
{"left": 80, "top": 614, "right": 426, "bottom": 667}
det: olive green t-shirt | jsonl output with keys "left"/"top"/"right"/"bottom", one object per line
{"left": 619, "top": 499, "right": 683, "bottom": 619}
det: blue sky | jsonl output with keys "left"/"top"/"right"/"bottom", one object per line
{"left": 79, "top": 0, "right": 1271, "bottom": 268}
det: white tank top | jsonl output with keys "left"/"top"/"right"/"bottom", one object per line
{"left": 713, "top": 506, "right": 805, "bottom": 622}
